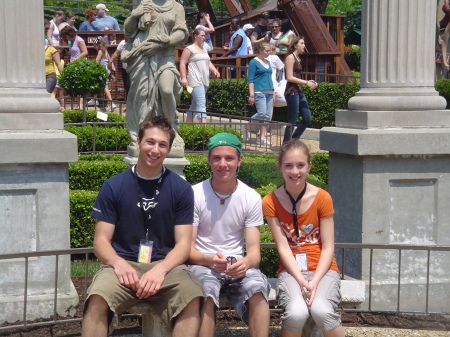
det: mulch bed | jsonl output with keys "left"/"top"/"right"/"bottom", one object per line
{"left": 1, "top": 277, "right": 449, "bottom": 336}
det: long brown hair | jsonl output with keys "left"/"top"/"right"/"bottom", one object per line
{"left": 287, "top": 36, "right": 305, "bottom": 55}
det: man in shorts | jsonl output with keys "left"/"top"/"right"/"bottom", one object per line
{"left": 81, "top": 116, "right": 204, "bottom": 337}
{"left": 188, "top": 132, "right": 270, "bottom": 337}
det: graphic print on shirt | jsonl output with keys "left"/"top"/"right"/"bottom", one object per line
{"left": 280, "top": 221, "right": 320, "bottom": 247}
{"left": 137, "top": 198, "right": 158, "bottom": 212}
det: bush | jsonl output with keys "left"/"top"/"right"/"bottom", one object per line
{"left": 344, "top": 45, "right": 361, "bottom": 72}
{"left": 69, "top": 190, "right": 98, "bottom": 248}
{"left": 63, "top": 110, "right": 126, "bottom": 124}
{"left": 59, "top": 58, "right": 108, "bottom": 97}
{"left": 435, "top": 79, "right": 450, "bottom": 109}
{"left": 260, "top": 225, "right": 279, "bottom": 278}
{"left": 178, "top": 124, "right": 242, "bottom": 151}
{"left": 69, "top": 159, "right": 128, "bottom": 191}
{"left": 65, "top": 125, "right": 130, "bottom": 152}
{"left": 271, "top": 82, "right": 360, "bottom": 128}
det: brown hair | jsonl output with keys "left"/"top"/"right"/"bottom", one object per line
{"left": 60, "top": 25, "right": 77, "bottom": 40}
{"left": 287, "top": 35, "right": 305, "bottom": 55}
{"left": 54, "top": 10, "right": 65, "bottom": 20}
{"left": 138, "top": 116, "right": 176, "bottom": 147}
{"left": 277, "top": 139, "right": 311, "bottom": 167}
{"left": 194, "top": 12, "right": 209, "bottom": 27}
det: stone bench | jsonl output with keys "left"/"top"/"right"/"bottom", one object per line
{"left": 128, "top": 277, "right": 365, "bottom": 337}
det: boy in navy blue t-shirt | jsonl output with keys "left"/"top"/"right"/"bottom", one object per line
{"left": 81, "top": 116, "right": 203, "bottom": 337}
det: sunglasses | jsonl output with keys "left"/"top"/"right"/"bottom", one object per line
{"left": 271, "top": 26, "right": 279, "bottom": 28}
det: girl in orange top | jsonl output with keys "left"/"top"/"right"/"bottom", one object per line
{"left": 262, "top": 139, "right": 344, "bottom": 337}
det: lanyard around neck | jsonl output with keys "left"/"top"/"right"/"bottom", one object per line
{"left": 133, "top": 166, "right": 166, "bottom": 241}
{"left": 284, "top": 182, "right": 307, "bottom": 237}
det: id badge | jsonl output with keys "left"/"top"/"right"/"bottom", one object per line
{"left": 138, "top": 240, "right": 153, "bottom": 263}
{"left": 296, "top": 253, "right": 308, "bottom": 271}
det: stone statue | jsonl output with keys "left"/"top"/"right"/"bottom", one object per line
{"left": 121, "top": 0, "right": 188, "bottom": 153}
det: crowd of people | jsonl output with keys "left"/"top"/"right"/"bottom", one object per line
{"left": 44, "top": 6, "right": 316, "bottom": 142}
{"left": 43, "top": 3, "right": 125, "bottom": 111}
{"left": 80, "top": 115, "right": 344, "bottom": 337}
{"left": 42, "top": 6, "right": 343, "bottom": 337}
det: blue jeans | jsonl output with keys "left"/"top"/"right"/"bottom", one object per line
{"left": 187, "top": 85, "right": 207, "bottom": 119}
{"left": 251, "top": 92, "right": 273, "bottom": 124}
{"left": 283, "top": 91, "right": 312, "bottom": 143}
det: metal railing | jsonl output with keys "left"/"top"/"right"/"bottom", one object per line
{"left": 64, "top": 114, "right": 292, "bottom": 154}
{"left": 1, "top": 242, "right": 449, "bottom": 332}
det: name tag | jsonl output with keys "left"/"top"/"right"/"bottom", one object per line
{"left": 296, "top": 253, "right": 308, "bottom": 271}
{"left": 138, "top": 240, "right": 153, "bottom": 263}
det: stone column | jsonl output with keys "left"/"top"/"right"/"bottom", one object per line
{"left": 0, "top": 0, "right": 79, "bottom": 323}
{"left": 321, "top": 0, "right": 450, "bottom": 312}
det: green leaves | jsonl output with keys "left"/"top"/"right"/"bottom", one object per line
{"left": 435, "top": 79, "right": 450, "bottom": 109}
{"left": 59, "top": 58, "right": 109, "bottom": 98}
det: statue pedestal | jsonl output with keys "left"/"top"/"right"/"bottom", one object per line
{"left": 321, "top": 112, "right": 450, "bottom": 313}
{"left": 0, "top": 114, "right": 79, "bottom": 323}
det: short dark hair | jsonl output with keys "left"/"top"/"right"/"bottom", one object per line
{"left": 138, "top": 116, "right": 176, "bottom": 147}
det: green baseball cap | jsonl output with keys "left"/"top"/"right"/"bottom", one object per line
{"left": 208, "top": 132, "right": 242, "bottom": 153}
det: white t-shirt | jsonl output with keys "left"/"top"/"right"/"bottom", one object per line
{"left": 117, "top": 40, "right": 127, "bottom": 69}
{"left": 193, "top": 179, "right": 263, "bottom": 258}
{"left": 267, "top": 54, "right": 284, "bottom": 85}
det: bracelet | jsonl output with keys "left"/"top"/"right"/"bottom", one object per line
{"left": 249, "top": 96, "right": 254, "bottom": 98}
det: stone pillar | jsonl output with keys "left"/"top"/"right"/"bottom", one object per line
{"left": 321, "top": 0, "right": 450, "bottom": 312}
{"left": 0, "top": 0, "right": 79, "bottom": 323}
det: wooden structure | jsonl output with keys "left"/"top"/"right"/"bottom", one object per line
{"left": 197, "top": 0, "right": 351, "bottom": 82}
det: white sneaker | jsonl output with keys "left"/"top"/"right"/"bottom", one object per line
{"left": 87, "top": 99, "right": 97, "bottom": 106}
{"left": 111, "top": 103, "right": 116, "bottom": 111}
{"left": 241, "top": 125, "right": 248, "bottom": 141}
{"left": 257, "top": 138, "right": 271, "bottom": 146}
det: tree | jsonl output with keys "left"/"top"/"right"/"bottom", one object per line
{"left": 58, "top": 58, "right": 108, "bottom": 124}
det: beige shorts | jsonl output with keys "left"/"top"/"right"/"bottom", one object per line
{"left": 86, "top": 261, "right": 204, "bottom": 334}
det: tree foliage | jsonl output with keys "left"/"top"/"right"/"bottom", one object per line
{"left": 59, "top": 58, "right": 108, "bottom": 98}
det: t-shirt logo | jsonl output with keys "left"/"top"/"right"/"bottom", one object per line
{"left": 137, "top": 198, "right": 158, "bottom": 211}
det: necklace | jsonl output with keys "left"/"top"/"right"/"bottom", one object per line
{"left": 284, "top": 182, "right": 307, "bottom": 237}
{"left": 210, "top": 178, "right": 238, "bottom": 205}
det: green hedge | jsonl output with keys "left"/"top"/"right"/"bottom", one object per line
{"left": 435, "top": 79, "right": 450, "bottom": 109}
{"left": 180, "top": 79, "right": 360, "bottom": 128}
{"left": 178, "top": 124, "right": 242, "bottom": 151}
{"left": 179, "top": 78, "right": 250, "bottom": 115}
{"left": 63, "top": 109, "right": 127, "bottom": 124}
{"left": 70, "top": 190, "right": 98, "bottom": 248}
{"left": 69, "top": 153, "right": 329, "bottom": 193}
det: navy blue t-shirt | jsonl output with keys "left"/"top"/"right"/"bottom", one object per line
{"left": 91, "top": 167, "right": 194, "bottom": 262}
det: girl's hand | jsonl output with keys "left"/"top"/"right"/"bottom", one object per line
{"left": 248, "top": 96, "right": 255, "bottom": 105}
{"left": 213, "top": 70, "right": 220, "bottom": 78}
{"left": 306, "top": 80, "right": 317, "bottom": 90}
{"left": 304, "top": 280, "right": 317, "bottom": 309}
{"left": 181, "top": 78, "right": 188, "bottom": 87}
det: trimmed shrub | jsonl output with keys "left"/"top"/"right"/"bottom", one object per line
{"left": 260, "top": 225, "right": 279, "bottom": 278}
{"left": 435, "top": 79, "right": 450, "bottom": 109}
{"left": 63, "top": 109, "right": 126, "bottom": 124}
{"left": 178, "top": 124, "right": 242, "bottom": 151}
{"left": 65, "top": 125, "right": 130, "bottom": 152}
{"left": 70, "top": 190, "right": 98, "bottom": 248}
{"left": 304, "top": 82, "right": 360, "bottom": 128}
{"left": 69, "top": 159, "right": 128, "bottom": 191}
{"left": 59, "top": 58, "right": 108, "bottom": 97}
{"left": 344, "top": 45, "right": 361, "bottom": 72}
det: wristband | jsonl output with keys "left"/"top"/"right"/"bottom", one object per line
{"left": 249, "top": 96, "right": 254, "bottom": 98}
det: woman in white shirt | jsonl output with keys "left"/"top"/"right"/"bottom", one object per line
{"left": 180, "top": 29, "right": 220, "bottom": 123}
